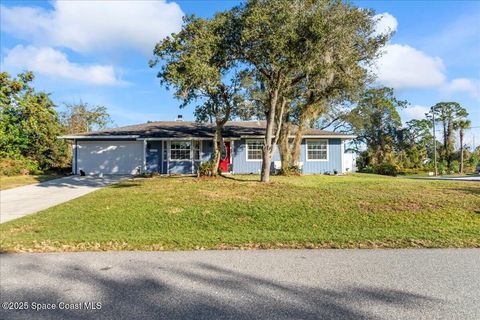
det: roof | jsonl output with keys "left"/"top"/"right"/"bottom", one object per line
{"left": 60, "top": 121, "right": 356, "bottom": 139}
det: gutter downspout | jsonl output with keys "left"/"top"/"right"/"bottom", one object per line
{"left": 73, "top": 139, "right": 78, "bottom": 175}
{"left": 143, "top": 140, "right": 147, "bottom": 174}
{"left": 340, "top": 139, "right": 345, "bottom": 174}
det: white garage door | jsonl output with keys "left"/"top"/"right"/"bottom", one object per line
{"left": 76, "top": 140, "right": 143, "bottom": 175}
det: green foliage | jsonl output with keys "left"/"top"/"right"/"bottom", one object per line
{"left": 0, "top": 72, "right": 68, "bottom": 171}
{"left": 449, "top": 160, "right": 460, "bottom": 173}
{"left": 437, "top": 160, "right": 448, "bottom": 175}
{"left": 359, "top": 162, "right": 399, "bottom": 177}
{"left": 278, "top": 165, "right": 302, "bottom": 176}
{"left": 351, "top": 87, "right": 407, "bottom": 171}
{"left": 428, "top": 102, "right": 468, "bottom": 167}
{"left": 61, "top": 101, "right": 113, "bottom": 134}
{"left": 0, "top": 157, "right": 40, "bottom": 176}
{"left": 198, "top": 161, "right": 217, "bottom": 177}
{"left": 236, "top": 0, "right": 389, "bottom": 181}
{"left": 151, "top": 13, "right": 244, "bottom": 173}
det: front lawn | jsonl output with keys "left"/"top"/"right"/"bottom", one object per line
{"left": 1, "top": 174, "right": 479, "bottom": 252}
{"left": 0, "top": 174, "right": 63, "bottom": 190}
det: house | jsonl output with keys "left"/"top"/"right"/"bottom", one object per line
{"left": 60, "top": 120, "right": 355, "bottom": 175}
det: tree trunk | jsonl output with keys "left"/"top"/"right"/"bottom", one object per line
{"left": 290, "top": 120, "right": 305, "bottom": 166}
{"left": 212, "top": 124, "right": 223, "bottom": 176}
{"left": 459, "top": 129, "right": 464, "bottom": 174}
{"left": 278, "top": 121, "right": 291, "bottom": 173}
{"left": 446, "top": 121, "right": 453, "bottom": 168}
{"left": 261, "top": 88, "right": 280, "bottom": 183}
{"left": 261, "top": 111, "right": 276, "bottom": 182}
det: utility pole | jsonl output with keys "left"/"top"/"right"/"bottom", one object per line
{"left": 432, "top": 109, "right": 438, "bottom": 176}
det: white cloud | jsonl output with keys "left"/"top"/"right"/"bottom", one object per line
{"left": 444, "top": 78, "right": 480, "bottom": 100}
{"left": 403, "top": 105, "right": 430, "bottom": 120}
{"left": 374, "top": 44, "right": 446, "bottom": 89}
{"left": 373, "top": 13, "right": 398, "bottom": 36}
{"left": 0, "top": 1, "right": 184, "bottom": 54}
{"left": 2, "top": 45, "right": 125, "bottom": 85}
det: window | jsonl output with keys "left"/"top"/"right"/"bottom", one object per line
{"left": 246, "top": 140, "right": 263, "bottom": 161}
{"left": 306, "top": 139, "right": 328, "bottom": 161}
{"left": 170, "top": 141, "right": 191, "bottom": 160}
{"left": 193, "top": 140, "right": 201, "bottom": 160}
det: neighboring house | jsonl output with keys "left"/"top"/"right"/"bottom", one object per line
{"left": 60, "top": 120, "right": 355, "bottom": 175}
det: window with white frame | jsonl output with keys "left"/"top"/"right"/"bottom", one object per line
{"left": 306, "top": 139, "right": 328, "bottom": 161}
{"left": 193, "top": 140, "right": 201, "bottom": 160}
{"left": 246, "top": 140, "right": 263, "bottom": 161}
{"left": 170, "top": 141, "right": 191, "bottom": 160}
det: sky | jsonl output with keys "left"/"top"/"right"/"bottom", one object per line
{"left": 1, "top": 0, "right": 479, "bottom": 148}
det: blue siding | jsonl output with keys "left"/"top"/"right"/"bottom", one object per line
{"left": 301, "top": 138, "right": 342, "bottom": 174}
{"left": 201, "top": 140, "right": 213, "bottom": 161}
{"left": 168, "top": 161, "right": 193, "bottom": 174}
{"left": 146, "top": 141, "right": 162, "bottom": 172}
{"left": 232, "top": 138, "right": 280, "bottom": 174}
{"left": 146, "top": 138, "right": 343, "bottom": 175}
{"left": 147, "top": 140, "right": 213, "bottom": 174}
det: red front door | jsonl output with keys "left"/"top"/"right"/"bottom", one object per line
{"left": 219, "top": 141, "right": 231, "bottom": 173}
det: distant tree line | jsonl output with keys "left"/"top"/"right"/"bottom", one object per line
{"left": 0, "top": 72, "right": 113, "bottom": 176}
{"left": 339, "top": 88, "right": 476, "bottom": 176}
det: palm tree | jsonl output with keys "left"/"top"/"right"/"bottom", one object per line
{"left": 454, "top": 119, "right": 471, "bottom": 174}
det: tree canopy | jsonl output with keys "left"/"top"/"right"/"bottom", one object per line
{"left": 0, "top": 72, "right": 67, "bottom": 171}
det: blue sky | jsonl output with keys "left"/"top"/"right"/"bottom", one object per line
{"left": 1, "top": 0, "right": 479, "bottom": 147}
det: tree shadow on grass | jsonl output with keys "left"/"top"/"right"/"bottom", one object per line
{"left": 110, "top": 182, "right": 142, "bottom": 188}
{"left": 1, "top": 256, "right": 441, "bottom": 320}
{"left": 453, "top": 187, "right": 480, "bottom": 196}
{"left": 220, "top": 174, "right": 260, "bottom": 183}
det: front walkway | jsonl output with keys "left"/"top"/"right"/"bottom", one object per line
{"left": 0, "top": 175, "right": 126, "bottom": 223}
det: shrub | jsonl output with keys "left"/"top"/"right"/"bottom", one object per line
{"left": 437, "top": 160, "right": 447, "bottom": 175}
{"left": 198, "top": 161, "right": 216, "bottom": 177}
{"left": 0, "top": 158, "right": 41, "bottom": 176}
{"left": 360, "top": 163, "right": 399, "bottom": 176}
{"left": 449, "top": 160, "right": 460, "bottom": 174}
{"left": 374, "top": 163, "right": 399, "bottom": 176}
{"left": 279, "top": 165, "right": 302, "bottom": 176}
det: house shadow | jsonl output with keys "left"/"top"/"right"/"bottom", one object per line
{"left": 33, "top": 175, "right": 130, "bottom": 189}
{"left": 1, "top": 257, "right": 441, "bottom": 320}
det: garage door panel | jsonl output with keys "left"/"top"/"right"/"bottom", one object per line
{"left": 77, "top": 141, "right": 143, "bottom": 175}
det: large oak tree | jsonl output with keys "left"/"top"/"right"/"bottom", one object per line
{"left": 235, "top": 0, "right": 388, "bottom": 181}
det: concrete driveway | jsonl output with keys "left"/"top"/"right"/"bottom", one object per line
{"left": 0, "top": 175, "right": 126, "bottom": 223}
{"left": 0, "top": 249, "right": 478, "bottom": 320}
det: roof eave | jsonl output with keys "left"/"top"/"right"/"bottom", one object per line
{"left": 58, "top": 135, "right": 141, "bottom": 139}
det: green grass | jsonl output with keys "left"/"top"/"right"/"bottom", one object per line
{"left": 0, "top": 174, "right": 63, "bottom": 190}
{"left": 1, "top": 174, "right": 479, "bottom": 252}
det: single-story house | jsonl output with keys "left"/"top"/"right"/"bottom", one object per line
{"left": 60, "top": 120, "right": 355, "bottom": 175}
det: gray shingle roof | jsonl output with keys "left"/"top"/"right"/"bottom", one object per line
{"left": 61, "top": 121, "right": 354, "bottom": 139}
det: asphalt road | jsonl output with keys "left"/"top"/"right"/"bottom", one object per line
{"left": 1, "top": 249, "right": 479, "bottom": 320}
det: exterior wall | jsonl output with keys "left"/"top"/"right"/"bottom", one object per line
{"left": 146, "top": 140, "right": 212, "bottom": 174}
{"left": 145, "top": 138, "right": 345, "bottom": 175}
{"left": 146, "top": 141, "right": 162, "bottom": 172}
{"left": 232, "top": 138, "right": 280, "bottom": 174}
{"left": 301, "top": 138, "right": 343, "bottom": 174}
